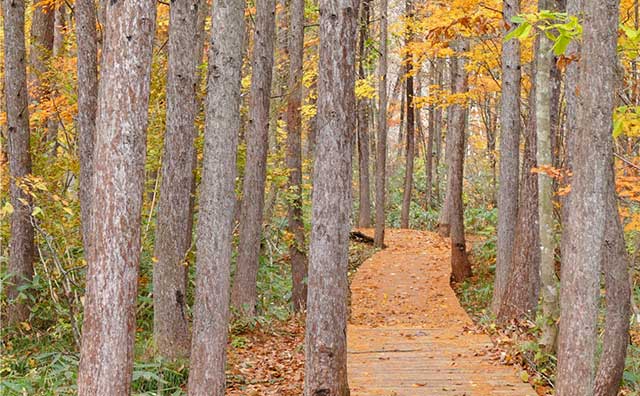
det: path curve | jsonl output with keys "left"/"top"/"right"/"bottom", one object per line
{"left": 348, "top": 229, "right": 536, "bottom": 395}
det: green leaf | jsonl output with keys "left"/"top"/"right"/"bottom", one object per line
{"left": 613, "top": 118, "right": 624, "bottom": 138}
{"left": 552, "top": 34, "right": 572, "bottom": 55}
{"left": 505, "top": 22, "right": 532, "bottom": 41}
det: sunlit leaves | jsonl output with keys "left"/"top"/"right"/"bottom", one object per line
{"left": 505, "top": 11, "right": 582, "bottom": 56}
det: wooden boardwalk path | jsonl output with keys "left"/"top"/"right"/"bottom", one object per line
{"left": 348, "top": 229, "right": 537, "bottom": 396}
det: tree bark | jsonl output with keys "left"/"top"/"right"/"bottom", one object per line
{"left": 187, "top": 0, "right": 246, "bottom": 394}
{"left": 231, "top": 0, "right": 277, "bottom": 316}
{"left": 3, "top": 0, "right": 34, "bottom": 326}
{"left": 286, "top": 0, "right": 308, "bottom": 313}
{"left": 449, "top": 41, "right": 471, "bottom": 282}
{"left": 153, "top": 0, "right": 203, "bottom": 359}
{"left": 75, "top": 0, "right": 99, "bottom": 260}
{"left": 357, "top": 0, "right": 372, "bottom": 228}
{"left": 433, "top": 58, "right": 444, "bottom": 204}
{"left": 374, "top": 0, "right": 388, "bottom": 248}
{"left": 400, "top": 0, "right": 415, "bottom": 229}
{"left": 594, "top": 157, "right": 631, "bottom": 396}
{"left": 303, "top": 0, "right": 358, "bottom": 394}
{"left": 425, "top": 66, "right": 436, "bottom": 208}
{"left": 498, "top": 60, "right": 540, "bottom": 323}
{"left": 493, "top": 0, "right": 522, "bottom": 313}
{"left": 77, "top": 0, "right": 156, "bottom": 394}
{"left": 556, "top": 1, "right": 619, "bottom": 395}
{"left": 535, "top": 6, "right": 560, "bottom": 351}
{"left": 29, "top": 0, "right": 54, "bottom": 100}
{"left": 438, "top": 57, "right": 455, "bottom": 236}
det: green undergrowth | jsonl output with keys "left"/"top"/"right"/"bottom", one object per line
{"left": 0, "top": 227, "right": 376, "bottom": 396}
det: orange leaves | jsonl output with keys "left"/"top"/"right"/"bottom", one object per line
{"left": 617, "top": 174, "right": 640, "bottom": 203}
{"left": 531, "top": 165, "right": 564, "bottom": 179}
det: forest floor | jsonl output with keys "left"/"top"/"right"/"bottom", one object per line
{"left": 347, "top": 228, "right": 536, "bottom": 395}
{"left": 225, "top": 229, "right": 540, "bottom": 395}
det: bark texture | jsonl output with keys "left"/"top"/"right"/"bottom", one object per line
{"left": 556, "top": 1, "right": 619, "bottom": 395}
{"left": 76, "top": 1, "right": 156, "bottom": 394}
{"left": 449, "top": 42, "right": 471, "bottom": 282}
{"left": 187, "top": 0, "right": 246, "bottom": 394}
{"left": 232, "top": 0, "right": 277, "bottom": 316}
{"left": 535, "top": 22, "right": 559, "bottom": 351}
{"left": 493, "top": 0, "right": 522, "bottom": 313}
{"left": 437, "top": 58, "right": 455, "bottom": 236}
{"left": 4, "top": 0, "right": 34, "bottom": 326}
{"left": 594, "top": 158, "right": 631, "bottom": 396}
{"left": 286, "top": 0, "right": 308, "bottom": 312}
{"left": 29, "top": 0, "right": 54, "bottom": 99}
{"left": 498, "top": 63, "right": 540, "bottom": 323}
{"left": 374, "top": 0, "right": 388, "bottom": 248}
{"left": 356, "top": 0, "right": 372, "bottom": 228}
{"left": 400, "top": 0, "right": 415, "bottom": 229}
{"left": 303, "top": 0, "right": 358, "bottom": 394}
{"left": 153, "top": 0, "right": 203, "bottom": 359}
{"left": 75, "top": 0, "right": 99, "bottom": 257}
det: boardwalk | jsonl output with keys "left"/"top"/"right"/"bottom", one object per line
{"left": 348, "top": 229, "right": 536, "bottom": 396}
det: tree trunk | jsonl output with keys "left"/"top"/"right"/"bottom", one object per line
{"left": 76, "top": 1, "right": 156, "bottom": 394}
{"left": 433, "top": 58, "right": 444, "bottom": 204}
{"left": 231, "top": 0, "right": 277, "bottom": 317}
{"left": 303, "top": 0, "right": 357, "bottom": 394}
{"left": 438, "top": 57, "right": 455, "bottom": 236}
{"left": 153, "top": 0, "right": 203, "bottom": 359}
{"left": 497, "top": 60, "right": 539, "bottom": 323}
{"left": 400, "top": 0, "right": 415, "bottom": 229}
{"left": 493, "top": 0, "right": 522, "bottom": 313}
{"left": 357, "top": 0, "right": 372, "bottom": 228}
{"left": 556, "top": 1, "right": 619, "bottom": 394}
{"left": 286, "top": 0, "right": 308, "bottom": 313}
{"left": 374, "top": 0, "right": 388, "bottom": 248}
{"left": 594, "top": 157, "right": 631, "bottom": 396}
{"left": 449, "top": 41, "right": 471, "bottom": 282}
{"left": 29, "top": 0, "right": 54, "bottom": 100}
{"left": 535, "top": 6, "right": 560, "bottom": 351}
{"left": 396, "top": 80, "right": 406, "bottom": 164}
{"left": 3, "top": 0, "right": 34, "bottom": 326}
{"left": 187, "top": 1, "right": 246, "bottom": 394}
{"left": 425, "top": 67, "right": 435, "bottom": 208}
{"left": 75, "top": 0, "right": 99, "bottom": 261}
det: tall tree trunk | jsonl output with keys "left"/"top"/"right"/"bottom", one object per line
{"left": 433, "top": 58, "right": 444, "bottom": 204}
{"left": 187, "top": 1, "right": 246, "bottom": 394}
{"left": 556, "top": 1, "right": 619, "bottom": 395}
{"left": 498, "top": 60, "right": 540, "bottom": 323}
{"left": 53, "top": 4, "right": 66, "bottom": 57}
{"left": 438, "top": 57, "right": 456, "bottom": 236}
{"left": 400, "top": 0, "right": 415, "bottom": 229}
{"left": 3, "top": 0, "right": 34, "bottom": 326}
{"left": 153, "top": 0, "right": 203, "bottom": 359}
{"left": 536, "top": 3, "right": 560, "bottom": 351}
{"left": 481, "top": 96, "right": 497, "bottom": 205}
{"left": 449, "top": 41, "right": 471, "bottom": 282}
{"left": 357, "top": 0, "right": 372, "bottom": 228}
{"left": 75, "top": 0, "right": 99, "bottom": 261}
{"left": 396, "top": 81, "right": 406, "bottom": 164}
{"left": 425, "top": 66, "right": 436, "bottom": 208}
{"left": 76, "top": 0, "right": 156, "bottom": 394}
{"left": 29, "top": 0, "right": 54, "bottom": 99}
{"left": 286, "top": 0, "right": 308, "bottom": 313}
{"left": 231, "top": 0, "right": 277, "bottom": 316}
{"left": 493, "top": 0, "right": 522, "bottom": 313}
{"left": 374, "top": 0, "right": 388, "bottom": 248}
{"left": 303, "top": 0, "right": 358, "bottom": 394}
{"left": 594, "top": 157, "right": 631, "bottom": 396}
